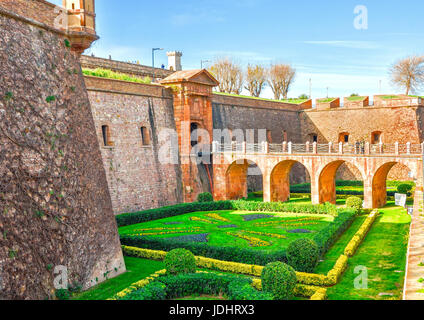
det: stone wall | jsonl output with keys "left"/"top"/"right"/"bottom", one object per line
{"left": 0, "top": 8, "right": 124, "bottom": 299}
{"left": 301, "top": 105, "right": 424, "bottom": 180}
{"left": 81, "top": 55, "right": 174, "bottom": 80}
{"left": 212, "top": 96, "right": 308, "bottom": 185}
{"left": 85, "top": 76, "right": 183, "bottom": 214}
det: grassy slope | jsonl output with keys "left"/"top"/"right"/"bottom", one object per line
{"left": 323, "top": 202, "right": 411, "bottom": 300}
{"left": 73, "top": 257, "right": 164, "bottom": 300}
{"left": 119, "top": 210, "right": 333, "bottom": 252}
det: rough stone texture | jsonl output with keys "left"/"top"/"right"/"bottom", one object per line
{"left": 86, "top": 78, "right": 184, "bottom": 214}
{"left": 301, "top": 106, "right": 424, "bottom": 180}
{"left": 0, "top": 12, "right": 124, "bottom": 299}
{"left": 212, "top": 101, "right": 308, "bottom": 185}
{"left": 0, "top": 0, "right": 59, "bottom": 28}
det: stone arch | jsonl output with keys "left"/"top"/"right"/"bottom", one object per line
{"left": 226, "top": 159, "right": 263, "bottom": 200}
{"left": 270, "top": 160, "right": 311, "bottom": 202}
{"left": 372, "top": 161, "right": 413, "bottom": 208}
{"left": 318, "top": 160, "right": 365, "bottom": 204}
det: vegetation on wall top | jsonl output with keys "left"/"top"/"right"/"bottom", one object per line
{"left": 82, "top": 68, "right": 152, "bottom": 84}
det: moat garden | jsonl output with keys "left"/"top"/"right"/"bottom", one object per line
{"left": 71, "top": 180, "right": 415, "bottom": 301}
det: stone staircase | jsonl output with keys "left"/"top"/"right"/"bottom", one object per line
{"left": 404, "top": 190, "right": 424, "bottom": 300}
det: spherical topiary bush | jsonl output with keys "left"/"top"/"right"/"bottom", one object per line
{"left": 197, "top": 192, "right": 213, "bottom": 203}
{"left": 261, "top": 262, "right": 297, "bottom": 300}
{"left": 346, "top": 196, "right": 363, "bottom": 215}
{"left": 397, "top": 184, "right": 413, "bottom": 195}
{"left": 286, "top": 238, "right": 319, "bottom": 273}
{"left": 164, "top": 248, "right": 196, "bottom": 275}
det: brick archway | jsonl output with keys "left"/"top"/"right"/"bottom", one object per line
{"left": 372, "top": 161, "right": 414, "bottom": 208}
{"left": 270, "top": 160, "right": 311, "bottom": 202}
{"left": 318, "top": 160, "right": 365, "bottom": 204}
{"left": 225, "top": 159, "right": 263, "bottom": 200}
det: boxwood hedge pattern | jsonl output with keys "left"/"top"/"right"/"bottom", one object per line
{"left": 118, "top": 201, "right": 356, "bottom": 267}
{"left": 119, "top": 272, "right": 273, "bottom": 301}
{"left": 116, "top": 200, "right": 339, "bottom": 227}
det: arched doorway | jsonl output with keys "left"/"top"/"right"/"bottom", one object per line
{"left": 270, "top": 160, "right": 311, "bottom": 202}
{"left": 372, "top": 162, "right": 414, "bottom": 208}
{"left": 226, "top": 160, "right": 263, "bottom": 200}
{"left": 319, "top": 161, "right": 364, "bottom": 204}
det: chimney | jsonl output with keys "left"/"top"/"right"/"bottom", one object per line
{"left": 167, "top": 51, "right": 183, "bottom": 71}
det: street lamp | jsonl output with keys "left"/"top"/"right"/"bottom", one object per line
{"left": 152, "top": 48, "right": 164, "bottom": 82}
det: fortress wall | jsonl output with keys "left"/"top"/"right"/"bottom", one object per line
{"left": 0, "top": 0, "right": 62, "bottom": 29}
{"left": 85, "top": 76, "right": 183, "bottom": 214}
{"left": 81, "top": 55, "right": 174, "bottom": 80}
{"left": 0, "top": 8, "right": 124, "bottom": 299}
{"left": 212, "top": 98, "right": 307, "bottom": 186}
{"left": 301, "top": 106, "right": 424, "bottom": 181}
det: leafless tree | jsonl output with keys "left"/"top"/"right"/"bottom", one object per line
{"left": 209, "top": 57, "right": 244, "bottom": 94}
{"left": 267, "top": 64, "right": 296, "bottom": 99}
{"left": 390, "top": 55, "right": 424, "bottom": 95}
{"left": 244, "top": 64, "right": 267, "bottom": 97}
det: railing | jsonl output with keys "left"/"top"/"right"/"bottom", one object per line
{"left": 211, "top": 141, "right": 424, "bottom": 156}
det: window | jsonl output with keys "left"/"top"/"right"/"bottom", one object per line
{"left": 282, "top": 130, "right": 288, "bottom": 142}
{"left": 339, "top": 132, "right": 349, "bottom": 144}
{"left": 371, "top": 131, "right": 382, "bottom": 144}
{"left": 190, "top": 123, "right": 199, "bottom": 147}
{"left": 141, "top": 127, "right": 150, "bottom": 146}
{"left": 308, "top": 133, "right": 318, "bottom": 143}
{"left": 101, "top": 125, "right": 111, "bottom": 146}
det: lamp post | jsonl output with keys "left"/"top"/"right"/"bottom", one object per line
{"left": 152, "top": 48, "right": 164, "bottom": 82}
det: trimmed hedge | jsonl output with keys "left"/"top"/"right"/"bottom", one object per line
{"left": 346, "top": 196, "right": 363, "bottom": 215}
{"left": 197, "top": 192, "right": 214, "bottom": 202}
{"left": 117, "top": 200, "right": 339, "bottom": 227}
{"left": 261, "top": 262, "right": 297, "bottom": 300}
{"left": 123, "top": 272, "right": 273, "bottom": 301}
{"left": 164, "top": 249, "right": 196, "bottom": 275}
{"left": 120, "top": 208, "right": 356, "bottom": 267}
{"left": 117, "top": 201, "right": 233, "bottom": 227}
{"left": 286, "top": 239, "right": 319, "bottom": 273}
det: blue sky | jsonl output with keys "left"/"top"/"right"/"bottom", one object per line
{"left": 53, "top": 0, "right": 424, "bottom": 99}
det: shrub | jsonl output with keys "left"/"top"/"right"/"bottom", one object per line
{"left": 120, "top": 282, "right": 166, "bottom": 301}
{"left": 261, "top": 262, "right": 297, "bottom": 300}
{"left": 197, "top": 192, "right": 213, "bottom": 203}
{"left": 397, "top": 184, "right": 413, "bottom": 195}
{"left": 346, "top": 196, "right": 363, "bottom": 214}
{"left": 164, "top": 249, "right": 196, "bottom": 275}
{"left": 55, "top": 289, "right": 71, "bottom": 300}
{"left": 286, "top": 239, "right": 319, "bottom": 272}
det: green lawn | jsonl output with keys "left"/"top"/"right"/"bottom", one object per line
{"left": 73, "top": 257, "right": 164, "bottom": 300}
{"left": 323, "top": 202, "right": 411, "bottom": 300}
{"left": 119, "top": 210, "right": 334, "bottom": 252}
{"left": 346, "top": 96, "right": 367, "bottom": 101}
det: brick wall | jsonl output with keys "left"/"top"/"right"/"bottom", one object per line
{"left": 212, "top": 98, "right": 308, "bottom": 185}
{"left": 302, "top": 105, "right": 424, "bottom": 180}
{"left": 85, "top": 77, "right": 183, "bottom": 214}
{"left": 0, "top": 0, "right": 61, "bottom": 29}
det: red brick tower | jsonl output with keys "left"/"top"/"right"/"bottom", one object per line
{"left": 161, "top": 70, "right": 219, "bottom": 202}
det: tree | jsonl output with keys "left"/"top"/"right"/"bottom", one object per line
{"left": 390, "top": 55, "right": 424, "bottom": 95}
{"left": 267, "top": 64, "right": 296, "bottom": 100}
{"left": 244, "top": 64, "right": 267, "bottom": 97}
{"left": 209, "top": 57, "right": 244, "bottom": 95}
